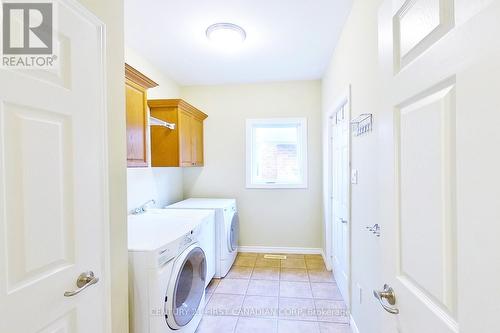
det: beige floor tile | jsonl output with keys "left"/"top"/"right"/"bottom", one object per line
{"left": 234, "top": 256, "right": 257, "bottom": 267}
{"left": 206, "top": 279, "right": 220, "bottom": 294}
{"left": 215, "top": 279, "right": 249, "bottom": 295}
{"left": 280, "top": 268, "right": 309, "bottom": 282}
{"left": 308, "top": 270, "right": 335, "bottom": 283}
{"left": 247, "top": 279, "right": 280, "bottom": 297}
{"left": 318, "top": 322, "right": 352, "bottom": 333}
{"left": 196, "top": 315, "right": 238, "bottom": 333}
{"left": 314, "top": 300, "right": 349, "bottom": 323}
{"left": 306, "top": 259, "right": 327, "bottom": 270}
{"left": 311, "top": 283, "right": 343, "bottom": 300}
{"left": 251, "top": 267, "right": 280, "bottom": 280}
{"left": 235, "top": 317, "right": 278, "bottom": 333}
{"left": 238, "top": 252, "right": 258, "bottom": 258}
{"left": 278, "top": 297, "right": 318, "bottom": 321}
{"left": 305, "top": 254, "right": 323, "bottom": 260}
{"left": 255, "top": 258, "right": 281, "bottom": 268}
{"left": 227, "top": 266, "right": 253, "bottom": 279}
{"left": 280, "top": 281, "right": 313, "bottom": 298}
{"left": 205, "top": 294, "right": 244, "bottom": 316}
{"left": 281, "top": 258, "right": 307, "bottom": 269}
{"left": 278, "top": 320, "right": 320, "bottom": 333}
{"left": 241, "top": 295, "right": 279, "bottom": 318}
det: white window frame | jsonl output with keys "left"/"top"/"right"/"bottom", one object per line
{"left": 245, "top": 118, "right": 308, "bottom": 189}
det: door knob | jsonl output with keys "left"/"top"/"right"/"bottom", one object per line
{"left": 338, "top": 217, "right": 348, "bottom": 224}
{"left": 373, "top": 284, "right": 399, "bottom": 314}
{"left": 64, "top": 271, "right": 99, "bottom": 297}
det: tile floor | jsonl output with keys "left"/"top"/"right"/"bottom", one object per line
{"left": 196, "top": 253, "right": 351, "bottom": 333}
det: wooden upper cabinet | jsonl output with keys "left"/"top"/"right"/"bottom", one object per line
{"left": 125, "top": 64, "right": 158, "bottom": 167}
{"left": 191, "top": 118, "right": 204, "bottom": 166}
{"left": 148, "top": 99, "right": 208, "bottom": 167}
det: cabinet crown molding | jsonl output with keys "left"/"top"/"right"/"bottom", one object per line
{"left": 148, "top": 99, "right": 208, "bottom": 120}
{"left": 125, "top": 63, "right": 158, "bottom": 89}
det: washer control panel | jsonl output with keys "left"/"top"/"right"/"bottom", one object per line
{"left": 180, "top": 233, "right": 193, "bottom": 248}
{"left": 156, "top": 229, "right": 196, "bottom": 267}
{"left": 158, "top": 246, "right": 175, "bottom": 266}
{"left": 178, "top": 227, "right": 200, "bottom": 252}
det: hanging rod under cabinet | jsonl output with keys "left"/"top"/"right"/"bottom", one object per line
{"left": 149, "top": 116, "right": 175, "bottom": 130}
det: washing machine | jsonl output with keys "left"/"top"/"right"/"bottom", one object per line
{"left": 128, "top": 209, "right": 214, "bottom": 333}
{"left": 146, "top": 208, "right": 216, "bottom": 288}
{"left": 167, "top": 198, "right": 239, "bottom": 278}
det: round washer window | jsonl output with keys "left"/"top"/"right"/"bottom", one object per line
{"left": 169, "top": 246, "right": 206, "bottom": 327}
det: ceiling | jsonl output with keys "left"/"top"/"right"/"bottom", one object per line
{"left": 125, "top": 0, "right": 352, "bottom": 86}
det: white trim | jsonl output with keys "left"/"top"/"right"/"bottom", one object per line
{"left": 350, "top": 315, "right": 360, "bottom": 333}
{"left": 325, "top": 85, "right": 352, "bottom": 308}
{"left": 245, "top": 117, "right": 308, "bottom": 189}
{"left": 321, "top": 249, "right": 329, "bottom": 269}
{"left": 238, "top": 246, "right": 323, "bottom": 255}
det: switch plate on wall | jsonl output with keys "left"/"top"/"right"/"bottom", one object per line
{"left": 351, "top": 169, "right": 358, "bottom": 184}
{"left": 357, "top": 283, "right": 363, "bottom": 304}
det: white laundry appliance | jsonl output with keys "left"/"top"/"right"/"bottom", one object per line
{"left": 128, "top": 209, "right": 215, "bottom": 333}
{"left": 148, "top": 208, "right": 216, "bottom": 287}
{"left": 167, "top": 198, "right": 239, "bottom": 278}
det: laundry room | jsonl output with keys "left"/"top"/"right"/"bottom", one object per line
{"left": 4, "top": 0, "right": 498, "bottom": 332}
{"left": 124, "top": 1, "right": 331, "bottom": 332}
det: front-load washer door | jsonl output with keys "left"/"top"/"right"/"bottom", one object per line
{"left": 228, "top": 212, "right": 239, "bottom": 252}
{"left": 165, "top": 244, "right": 206, "bottom": 329}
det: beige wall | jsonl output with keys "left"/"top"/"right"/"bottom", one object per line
{"left": 125, "top": 47, "right": 184, "bottom": 211}
{"left": 76, "top": 0, "right": 127, "bottom": 332}
{"left": 181, "top": 81, "right": 323, "bottom": 249}
{"left": 322, "top": 0, "right": 383, "bottom": 331}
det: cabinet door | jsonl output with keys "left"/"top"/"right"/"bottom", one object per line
{"left": 125, "top": 80, "right": 147, "bottom": 167}
{"left": 191, "top": 117, "right": 204, "bottom": 166}
{"left": 179, "top": 110, "right": 193, "bottom": 167}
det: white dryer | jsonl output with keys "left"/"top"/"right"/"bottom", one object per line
{"left": 167, "top": 198, "right": 239, "bottom": 278}
{"left": 128, "top": 210, "right": 214, "bottom": 333}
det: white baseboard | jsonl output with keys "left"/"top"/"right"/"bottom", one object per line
{"left": 350, "top": 315, "right": 360, "bottom": 333}
{"left": 238, "top": 246, "right": 323, "bottom": 255}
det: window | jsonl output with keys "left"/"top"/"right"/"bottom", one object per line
{"left": 246, "top": 118, "right": 308, "bottom": 188}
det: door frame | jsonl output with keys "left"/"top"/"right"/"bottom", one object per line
{"left": 325, "top": 85, "right": 352, "bottom": 307}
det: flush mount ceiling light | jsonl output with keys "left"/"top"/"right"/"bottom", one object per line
{"left": 206, "top": 23, "right": 246, "bottom": 47}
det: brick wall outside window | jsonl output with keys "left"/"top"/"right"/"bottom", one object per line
{"left": 258, "top": 143, "right": 299, "bottom": 181}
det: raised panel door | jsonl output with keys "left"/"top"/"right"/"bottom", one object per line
{"left": 378, "top": 0, "right": 500, "bottom": 331}
{"left": 0, "top": 1, "right": 109, "bottom": 331}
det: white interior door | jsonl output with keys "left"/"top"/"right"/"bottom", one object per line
{"left": 0, "top": 1, "right": 109, "bottom": 332}
{"left": 378, "top": 0, "right": 500, "bottom": 332}
{"left": 331, "top": 100, "right": 350, "bottom": 307}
